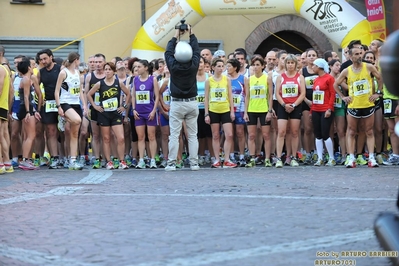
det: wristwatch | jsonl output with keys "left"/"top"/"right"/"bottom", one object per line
{"left": 291, "top": 103, "right": 296, "bottom": 108}
{"left": 123, "top": 104, "right": 128, "bottom": 109}
{"left": 56, "top": 104, "right": 61, "bottom": 108}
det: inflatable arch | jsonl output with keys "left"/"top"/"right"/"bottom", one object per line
{"left": 131, "top": 0, "right": 372, "bottom": 59}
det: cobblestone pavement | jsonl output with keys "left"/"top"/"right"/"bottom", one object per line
{"left": 0, "top": 165, "right": 398, "bottom": 266}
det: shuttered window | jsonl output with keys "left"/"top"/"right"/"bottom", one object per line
{"left": 0, "top": 39, "right": 80, "bottom": 70}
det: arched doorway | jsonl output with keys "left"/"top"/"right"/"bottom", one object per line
{"left": 254, "top": 31, "right": 313, "bottom": 56}
{"left": 245, "top": 15, "right": 333, "bottom": 57}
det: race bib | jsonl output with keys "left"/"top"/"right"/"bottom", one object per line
{"left": 353, "top": 80, "right": 370, "bottom": 96}
{"left": 313, "top": 91, "right": 325, "bottom": 104}
{"left": 233, "top": 94, "right": 241, "bottom": 107}
{"left": 46, "top": 100, "right": 58, "bottom": 113}
{"left": 136, "top": 91, "right": 150, "bottom": 104}
{"left": 305, "top": 76, "right": 316, "bottom": 89}
{"left": 70, "top": 87, "right": 80, "bottom": 96}
{"left": 210, "top": 88, "right": 226, "bottom": 102}
{"left": 163, "top": 94, "right": 171, "bottom": 105}
{"left": 250, "top": 85, "right": 266, "bottom": 99}
{"left": 197, "top": 93, "right": 205, "bottom": 106}
{"left": 384, "top": 99, "right": 392, "bottom": 113}
{"left": 334, "top": 94, "right": 342, "bottom": 108}
{"left": 94, "top": 92, "right": 100, "bottom": 105}
{"left": 282, "top": 84, "right": 298, "bottom": 98}
{"left": 14, "top": 89, "right": 20, "bottom": 100}
{"left": 103, "top": 98, "right": 118, "bottom": 112}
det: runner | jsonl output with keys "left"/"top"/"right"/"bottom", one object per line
{"left": 204, "top": 58, "right": 237, "bottom": 168}
{"left": 310, "top": 59, "right": 336, "bottom": 166}
{"left": 36, "top": 49, "right": 62, "bottom": 169}
{"left": 275, "top": 54, "right": 306, "bottom": 168}
{"left": 244, "top": 57, "right": 273, "bottom": 168}
{"left": 131, "top": 60, "right": 159, "bottom": 169}
{"left": 16, "top": 57, "right": 42, "bottom": 170}
{"left": 334, "top": 46, "right": 382, "bottom": 168}
{"left": 87, "top": 62, "right": 130, "bottom": 170}
{"left": 54, "top": 52, "right": 88, "bottom": 170}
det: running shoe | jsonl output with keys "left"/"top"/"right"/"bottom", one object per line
{"left": 69, "top": 161, "right": 83, "bottom": 170}
{"left": 368, "top": 158, "right": 379, "bottom": 168}
{"left": 131, "top": 158, "right": 137, "bottom": 168}
{"left": 113, "top": 158, "right": 120, "bottom": 169}
{"left": 223, "top": 160, "right": 237, "bottom": 168}
{"left": 284, "top": 156, "right": 291, "bottom": 166}
{"left": 290, "top": 158, "right": 299, "bottom": 167}
{"left": 0, "top": 165, "right": 5, "bottom": 174}
{"left": 176, "top": 160, "right": 184, "bottom": 169}
{"left": 376, "top": 154, "right": 384, "bottom": 165}
{"left": 159, "top": 160, "right": 167, "bottom": 168}
{"left": 314, "top": 159, "right": 324, "bottom": 166}
{"left": 245, "top": 158, "right": 255, "bottom": 168}
{"left": 4, "top": 164, "right": 14, "bottom": 173}
{"left": 106, "top": 161, "right": 114, "bottom": 170}
{"left": 356, "top": 154, "right": 367, "bottom": 165}
{"left": 346, "top": 158, "right": 356, "bottom": 168}
{"left": 49, "top": 158, "right": 60, "bottom": 169}
{"left": 136, "top": 160, "right": 146, "bottom": 169}
{"left": 19, "top": 160, "right": 39, "bottom": 170}
{"left": 150, "top": 159, "right": 157, "bottom": 169}
{"left": 190, "top": 164, "right": 200, "bottom": 171}
{"left": 211, "top": 161, "right": 222, "bottom": 168}
{"left": 92, "top": 158, "right": 101, "bottom": 169}
{"left": 264, "top": 159, "right": 272, "bottom": 167}
{"left": 383, "top": 155, "right": 399, "bottom": 166}
{"left": 275, "top": 158, "right": 283, "bottom": 168}
{"left": 325, "top": 158, "right": 336, "bottom": 166}
{"left": 119, "top": 160, "right": 128, "bottom": 170}
{"left": 165, "top": 163, "right": 176, "bottom": 171}
{"left": 125, "top": 155, "right": 132, "bottom": 167}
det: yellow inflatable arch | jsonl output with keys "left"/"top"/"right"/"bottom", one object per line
{"left": 131, "top": 0, "right": 372, "bottom": 59}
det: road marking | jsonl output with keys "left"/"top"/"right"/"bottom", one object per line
{"left": 133, "top": 230, "right": 374, "bottom": 266}
{"left": 75, "top": 170, "right": 113, "bottom": 184}
{"left": 0, "top": 187, "right": 82, "bottom": 205}
{"left": 73, "top": 193, "right": 396, "bottom": 202}
{"left": 0, "top": 171, "right": 112, "bottom": 205}
{"left": 0, "top": 243, "right": 93, "bottom": 266}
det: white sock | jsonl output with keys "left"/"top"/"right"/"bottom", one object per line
{"left": 315, "top": 139, "right": 323, "bottom": 161}
{"left": 369, "top": 153, "right": 375, "bottom": 159}
{"left": 324, "top": 138, "right": 334, "bottom": 159}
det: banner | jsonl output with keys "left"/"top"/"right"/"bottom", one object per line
{"left": 365, "top": 0, "right": 387, "bottom": 40}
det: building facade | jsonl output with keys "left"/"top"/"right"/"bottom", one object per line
{"left": 0, "top": 0, "right": 394, "bottom": 68}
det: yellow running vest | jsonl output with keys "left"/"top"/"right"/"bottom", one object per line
{"left": 347, "top": 63, "right": 374, "bottom": 109}
{"left": 248, "top": 74, "right": 269, "bottom": 112}
{"left": 0, "top": 65, "right": 10, "bottom": 111}
{"left": 209, "top": 75, "right": 230, "bottom": 113}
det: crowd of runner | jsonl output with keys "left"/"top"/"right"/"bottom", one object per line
{"left": 0, "top": 37, "right": 397, "bottom": 172}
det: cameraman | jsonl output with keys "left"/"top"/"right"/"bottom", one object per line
{"left": 164, "top": 23, "right": 200, "bottom": 171}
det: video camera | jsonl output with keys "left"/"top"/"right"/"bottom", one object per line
{"left": 175, "top": 19, "right": 188, "bottom": 33}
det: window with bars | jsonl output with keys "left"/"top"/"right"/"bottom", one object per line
{"left": 10, "top": 0, "right": 44, "bottom": 4}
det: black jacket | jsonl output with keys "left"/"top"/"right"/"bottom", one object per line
{"left": 164, "top": 34, "right": 200, "bottom": 98}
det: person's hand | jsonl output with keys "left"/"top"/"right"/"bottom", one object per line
{"left": 58, "top": 107, "right": 64, "bottom": 117}
{"left": 148, "top": 111, "right": 156, "bottom": 121}
{"left": 93, "top": 104, "right": 104, "bottom": 113}
{"left": 395, "top": 105, "right": 399, "bottom": 116}
{"left": 230, "top": 111, "right": 235, "bottom": 122}
{"left": 285, "top": 104, "right": 294, "bottom": 113}
{"left": 205, "top": 115, "right": 210, "bottom": 125}
{"left": 243, "top": 113, "right": 249, "bottom": 122}
{"left": 34, "top": 111, "right": 42, "bottom": 121}
{"left": 83, "top": 107, "right": 88, "bottom": 118}
{"left": 324, "top": 109, "right": 331, "bottom": 118}
{"left": 133, "top": 110, "right": 140, "bottom": 120}
{"left": 266, "top": 112, "right": 272, "bottom": 121}
{"left": 369, "top": 93, "right": 380, "bottom": 102}
{"left": 187, "top": 24, "right": 193, "bottom": 35}
{"left": 342, "top": 96, "right": 352, "bottom": 104}
{"left": 117, "top": 106, "right": 126, "bottom": 114}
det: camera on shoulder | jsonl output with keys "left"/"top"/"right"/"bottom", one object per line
{"left": 175, "top": 19, "right": 188, "bottom": 32}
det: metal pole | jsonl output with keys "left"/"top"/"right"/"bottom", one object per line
{"left": 141, "top": 0, "right": 146, "bottom": 26}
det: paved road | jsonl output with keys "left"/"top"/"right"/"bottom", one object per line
{"left": 0, "top": 165, "right": 398, "bottom": 266}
